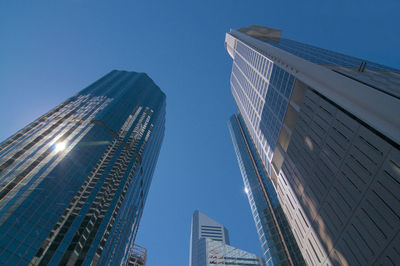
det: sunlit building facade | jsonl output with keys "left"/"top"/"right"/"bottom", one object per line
{"left": 0, "top": 70, "right": 166, "bottom": 265}
{"left": 228, "top": 114, "right": 304, "bottom": 265}
{"left": 189, "top": 210, "right": 265, "bottom": 266}
{"left": 225, "top": 25, "right": 400, "bottom": 265}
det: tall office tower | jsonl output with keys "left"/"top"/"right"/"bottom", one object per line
{"left": 189, "top": 210, "right": 265, "bottom": 266}
{"left": 0, "top": 70, "right": 166, "bottom": 265}
{"left": 229, "top": 114, "right": 304, "bottom": 265}
{"left": 225, "top": 25, "right": 400, "bottom": 265}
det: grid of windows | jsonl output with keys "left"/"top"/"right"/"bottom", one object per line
{"left": 0, "top": 70, "right": 166, "bottom": 265}
{"left": 207, "top": 239, "right": 264, "bottom": 266}
{"left": 231, "top": 39, "right": 295, "bottom": 172}
{"left": 260, "top": 65, "right": 294, "bottom": 151}
{"left": 277, "top": 88, "right": 400, "bottom": 266}
{"left": 200, "top": 225, "right": 224, "bottom": 242}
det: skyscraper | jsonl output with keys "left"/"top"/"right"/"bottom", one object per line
{"left": 189, "top": 210, "right": 265, "bottom": 266}
{"left": 0, "top": 70, "right": 166, "bottom": 265}
{"left": 225, "top": 25, "right": 399, "bottom": 265}
{"left": 228, "top": 114, "right": 304, "bottom": 265}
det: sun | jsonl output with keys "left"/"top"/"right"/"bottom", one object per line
{"left": 55, "top": 142, "right": 66, "bottom": 153}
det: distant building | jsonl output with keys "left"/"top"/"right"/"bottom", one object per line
{"left": 0, "top": 70, "right": 166, "bottom": 265}
{"left": 126, "top": 245, "right": 147, "bottom": 266}
{"left": 225, "top": 25, "right": 400, "bottom": 265}
{"left": 189, "top": 210, "right": 265, "bottom": 266}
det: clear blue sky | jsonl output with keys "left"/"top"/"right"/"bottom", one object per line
{"left": 1, "top": 1, "right": 399, "bottom": 265}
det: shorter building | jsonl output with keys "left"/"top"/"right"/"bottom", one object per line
{"left": 126, "top": 245, "right": 147, "bottom": 266}
{"left": 189, "top": 210, "right": 265, "bottom": 266}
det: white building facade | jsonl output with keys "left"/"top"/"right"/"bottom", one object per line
{"left": 189, "top": 210, "right": 265, "bottom": 266}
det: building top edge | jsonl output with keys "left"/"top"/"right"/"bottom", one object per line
{"left": 227, "top": 30, "right": 400, "bottom": 145}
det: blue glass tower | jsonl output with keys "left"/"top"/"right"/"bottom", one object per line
{"left": 228, "top": 114, "right": 304, "bottom": 265}
{"left": 0, "top": 70, "right": 166, "bottom": 265}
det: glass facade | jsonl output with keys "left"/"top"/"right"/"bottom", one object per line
{"left": 206, "top": 238, "right": 265, "bottom": 266}
{"left": 228, "top": 114, "right": 304, "bottom": 265}
{"left": 230, "top": 38, "right": 295, "bottom": 176}
{"left": 0, "top": 70, "right": 166, "bottom": 265}
{"left": 266, "top": 38, "right": 398, "bottom": 72}
{"left": 125, "top": 244, "right": 146, "bottom": 266}
{"left": 266, "top": 37, "right": 400, "bottom": 98}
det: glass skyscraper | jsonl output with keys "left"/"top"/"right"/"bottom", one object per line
{"left": 0, "top": 70, "right": 166, "bottom": 265}
{"left": 228, "top": 114, "right": 304, "bottom": 265}
{"left": 189, "top": 210, "right": 265, "bottom": 266}
{"left": 225, "top": 25, "right": 399, "bottom": 265}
